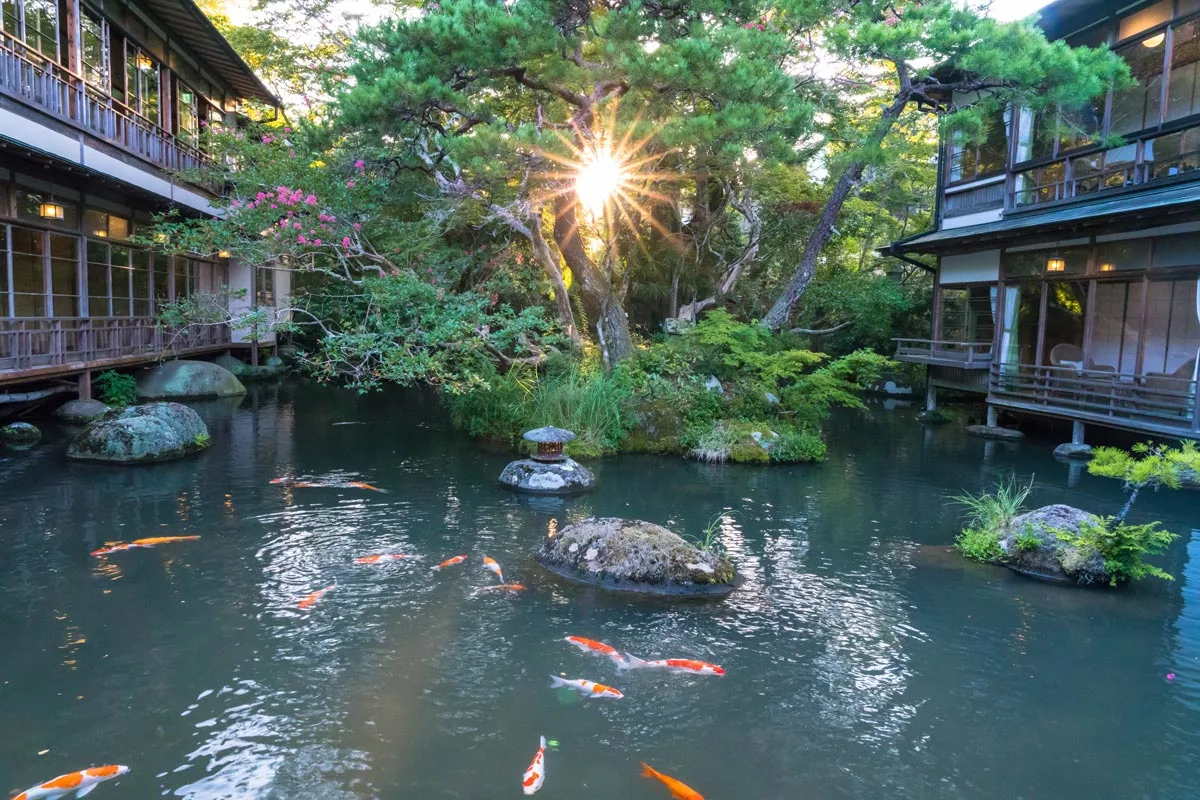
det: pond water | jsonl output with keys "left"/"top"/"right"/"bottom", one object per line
{"left": 2, "top": 382, "right": 1200, "bottom": 799}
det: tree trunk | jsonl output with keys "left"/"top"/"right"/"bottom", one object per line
{"left": 761, "top": 89, "right": 912, "bottom": 330}
{"left": 552, "top": 192, "right": 634, "bottom": 366}
{"left": 529, "top": 215, "right": 583, "bottom": 349}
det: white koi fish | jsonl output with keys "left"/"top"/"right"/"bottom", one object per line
{"left": 548, "top": 675, "right": 624, "bottom": 698}
{"left": 622, "top": 656, "right": 725, "bottom": 676}
{"left": 482, "top": 555, "right": 504, "bottom": 582}
{"left": 522, "top": 735, "right": 547, "bottom": 795}
{"left": 14, "top": 765, "right": 129, "bottom": 799}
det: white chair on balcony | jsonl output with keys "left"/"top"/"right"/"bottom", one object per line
{"left": 1049, "top": 343, "right": 1085, "bottom": 372}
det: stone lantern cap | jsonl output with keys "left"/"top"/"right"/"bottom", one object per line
{"left": 523, "top": 426, "right": 577, "bottom": 444}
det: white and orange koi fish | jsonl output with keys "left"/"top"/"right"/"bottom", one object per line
{"left": 622, "top": 656, "right": 725, "bottom": 676}
{"left": 91, "top": 536, "right": 200, "bottom": 556}
{"left": 522, "top": 736, "right": 547, "bottom": 795}
{"left": 297, "top": 585, "right": 334, "bottom": 609}
{"left": 14, "top": 765, "right": 129, "bottom": 800}
{"left": 472, "top": 583, "right": 526, "bottom": 596}
{"left": 565, "top": 636, "right": 628, "bottom": 667}
{"left": 355, "top": 554, "right": 419, "bottom": 564}
{"left": 548, "top": 675, "right": 624, "bottom": 698}
{"left": 432, "top": 555, "right": 468, "bottom": 570}
{"left": 482, "top": 556, "right": 504, "bottom": 582}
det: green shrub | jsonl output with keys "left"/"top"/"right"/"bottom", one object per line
{"left": 93, "top": 370, "right": 138, "bottom": 407}
{"left": 1052, "top": 517, "right": 1179, "bottom": 585}
{"left": 770, "top": 427, "right": 826, "bottom": 463}
{"left": 193, "top": 432, "right": 212, "bottom": 448}
{"left": 955, "top": 528, "right": 1004, "bottom": 563}
{"left": 1014, "top": 529, "right": 1042, "bottom": 552}
{"left": 952, "top": 475, "right": 1033, "bottom": 535}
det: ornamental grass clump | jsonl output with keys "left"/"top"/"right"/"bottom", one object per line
{"left": 951, "top": 475, "right": 1033, "bottom": 563}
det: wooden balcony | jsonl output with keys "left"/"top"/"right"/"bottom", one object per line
{"left": 989, "top": 363, "right": 1200, "bottom": 439}
{"left": 0, "top": 317, "right": 230, "bottom": 385}
{"left": 893, "top": 339, "right": 994, "bottom": 369}
{"left": 0, "top": 34, "right": 209, "bottom": 176}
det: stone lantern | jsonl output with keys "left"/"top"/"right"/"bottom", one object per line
{"left": 498, "top": 426, "right": 596, "bottom": 494}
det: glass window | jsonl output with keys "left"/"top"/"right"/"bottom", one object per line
{"left": 0, "top": 226, "right": 7, "bottom": 306}
{"left": 1059, "top": 100, "right": 1105, "bottom": 152}
{"left": 1152, "top": 232, "right": 1200, "bottom": 268}
{"left": 1091, "top": 281, "right": 1145, "bottom": 375}
{"left": 1119, "top": 1, "right": 1171, "bottom": 42}
{"left": 49, "top": 234, "right": 77, "bottom": 317}
{"left": 1145, "top": 127, "right": 1200, "bottom": 179}
{"left": 1096, "top": 239, "right": 1152, "bottom": 271}
{"left": 1013, "top": 162, "right": 1067, "bottom": 207}
{"left": 178, "top": 85, "right": 199, "bottom": 148}
{"left": 1015, "top": 108, "right": 1058, "bottom": 164}
{"left": 84, "top": 209, "right": 130, "bottom": 240}
{"left": 1004, "top": 246, "right": 1089, "bottom": 278}
{"left": 1, "top": 1, "right": 17, "bottom": 39}
{"left": 152, "top": 253, "right": 169, "bottom": 308}
{"left": 87, "top": 240, "right": 110, "bottom": 317}
{"left": 948, "top": 111, "right": 1009, "bottom": 183}
{"left": 133, "top": 250, "right": 152, "bottom": 316}
{"left": 1111, "top": 35, "right": 1167, "bottom": 135}
{"left": 126, "top": 45, "right": 161, "bottom": 124}
{"left": 1043, "top": 281, "right": 1090, "bottom": 367}
{"left": 111, "top": 246, "right": 131, "bottom": 317}
{"left": 257, "top": 266, "right": 274, "bottom": 306}
{"left": 997, "top": 284, "right": 1042, "bottom": 369}
{"left": 11, "top": 225, "right": 44, "bottom": 317}
{"left": 18, "top": 191, "right": 78, "bottom": 229}
{"left": 1143, "top": 279, "right": 1200, "bottom": 376}
{"left": 1167, "top": 19, "right": 1200, "bottom": 122}
{"left": 23, "top": 0, "right": 58, "bottom": 60}
{"left": 173, "top": 257, "right": 189, "bottom": 300}
{"left": 81, "top": 11, "right": 109, "bottom": 90}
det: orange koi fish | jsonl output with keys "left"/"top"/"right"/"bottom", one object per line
{"left": 297, "top": 585, "right": 334, "bottom": 609}
{"left": 91, "top": 536, "right": 200, "bottom": 556}
{"left": 433, "top": 555, "right": 468, "bottom": 570}
{"left": 482, "top": 556, "right": 504, "bottom": 582}
{"left": 548, "top": 675, "right": 623, "bottom": 698}
{"left": 472, "top": 583, "right": 527, "bottom": 596}
{"left": 346, "top": 481, "right": 383, "bottom": 491}
{"left": 640, "top": 762, "right": 704, "bottom": 800}
{"left": 355, "top": 554, "right": 419, "bottom": 564}
{"left": 14, "top": 765, "right": 129, "bottom": 800}
{"left": 269, "top": 476, "right": 292, "bottom": 484}
{"left": 623, "top": 656, "right": 725, "bottom": 676}
{"left": 522, "top": 736, "right": 547, "bottom": 795}
{"left": 565, "top": 636, "right": 628, "bottom": 667}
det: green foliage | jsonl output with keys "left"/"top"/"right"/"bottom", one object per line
{"left": 1052, "top": 518, "right": 1179, "bottom": 586}
{"left": 955, "top": 528, "right": 1005, "bottom": 564}
{"left": 93, "top": 371, "right": 138, "bottom": 408}
{"left": 770, "top": 427, "right": 827, "bottom": 463}
{"left": 194, "top": 432, "right": 212, "bottom": 448}
{"left": 952, "top": 475, "right": 1034, "bottom": 536}
{"left": 1089, "top": 442, "right": 1200, "bottom": 492}
{"left": 1014, "top": 529, "right": 1043, "bottom": 553}
{"left": 685, "top": 512, "right": 732, "bottom": 557}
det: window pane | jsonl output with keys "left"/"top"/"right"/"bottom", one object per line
{"left": 24, "top": 0, "right": 58, "bottom": 60}
{"left": 1168, "top": 20, "right": 1200, "bottom": 122}
{"left": 153, "top": 253, "right": 169, "bottom": 307}
{"left": 0, "top": 226, "right": 7, "bottom": 299}
{"left": 11, "top": 227, "right": 44, "bottom": 317}
{"left": 87, "top": 254, "right": 110, "bottom": 318}
{"left": 49, "top": 235, "right": 78, "bottom": 317}
{"left": 997, "top": 284, "right": 1042, "bottom": 368}
{"left": 178, "top": 86, "right": 199, "bottom": 147}
{"left": 258, "top": 267, "right": 274, "bottom": 306}
{"left": 1004, "top": 246, "right": 1088, "bottom": 278}
{"left": 1111, "top": 35, "right": 1167, "bottom": 135}
{"left": 1043, "top": 282, "right": 1089, "bottom": 367}
{"left": 967, "top": 285, "right": 996, "bottom": 343}
{"left": 81, "top": 12, "right": 109, "bottom": 89}
{"left": 939, "top": 288, "right": 967, "bottom": 341}
{"left": 1119, "top": 0, "right": 1171, "bottom": 41}
{"left": 112, "top": 247, "right": 131, "bottom": 317}
{"left": 1144, "top": 280, "right": 1200, "bottom": 377}
{"left": 1096, "top": 239, "right": 1152, "bottom": 271}
{"left": 133, "top": 250, "right": 152, "bottom": 316}
{"left": 1, "top": 1, "right": 18, "bottom": 39}
{"left": 174, "top": 257, "right": 188, "bottom": 300}
{"left": 1152, "top": 232, "right": 1200, "bottom": 268}
{"left": 1091, "top": 281, "right": 1143, "bottom": 375}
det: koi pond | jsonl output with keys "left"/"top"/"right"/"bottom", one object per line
{"left": 2, "top": 382, "right": 1199, "bottom": 798}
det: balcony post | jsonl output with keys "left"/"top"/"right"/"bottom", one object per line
{"left": 78, "top": 369, "right": 91, "bottom": 401}
{"left": 1072, "top": 420, "right": 1085, "bottom": 445}
{"left": 925, "top": 379, "right": 938, "bottom": 413}
{"left": 987, "top": 405, "right": 999, "bottom": 428}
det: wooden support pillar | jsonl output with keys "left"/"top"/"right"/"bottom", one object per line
{"left": 1071, "top": 420, "right": 1085, "bottom": 445}
{"left": 986, "top": 405, "right": 999, "bottom": 428}
{"left": 925, "top": 380, "right": 938, "bottom": 413}
{"left": 78, "top": 369, "right": 91, "bottom": 401}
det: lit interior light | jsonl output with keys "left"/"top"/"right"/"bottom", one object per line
{"left": 1099, "top": 262, "right": 1116, "bottom": 272}
{"left": 1143, "top": 33, "right": 1165, "bottom": 48}
{"left": 218, "top": 250, "right": 231, "bottom": 258}
{"left": 92, "top": 229, "right": 108, "bottom": 238}
{"left": 1046, "top": 258, "right": 1066, "bottom": 273}
{"left": 39, "top": 202, "right": 65, "bottom": 220}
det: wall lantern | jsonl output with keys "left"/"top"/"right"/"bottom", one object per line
{"left": 39, "top": 202, "right": 65, "bottom": 220}
{"left": 1046, "top": 258, "right": 1066, "bottom": 273}
{"left": 218, "top": 250, "right": 231, "bottom": 258}
{"left": 92, "top": 229, "right": 108, "bottom": 238}
{"left": 1099, "top": 262, "right": 1116, "bottom": 272}
{"left": 136, "top": 54, "right": 154, "bottom": 71}
{"left": 1143, "top": 33, "right": 1166, "bottom": 48}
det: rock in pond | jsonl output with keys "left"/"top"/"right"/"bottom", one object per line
{"left": 966, "top": 424, "right": 1025, "bottom": 441}
{"left": 68, "top": 402, "right": 210, "bottom": 464}
{"left": 998, "top": 504, "right": 1110, "bottom": 586}
{"left": 56, "top": 399, "right": 110, "bottom": 424}
{"left": 213, "top": 353, "right": 250, "bottom": 377}
{"left": 138, "top": 359, "right": 246, "bottom": 399}
{"left": 498, "top": 458, "right": 595, "bottom": 494}
{"left": 1, "top": 421, "right": 41, "bottom": 447}
{"left": 1053, "top": 442, "right": 1094, "bottom": 460}
{"left": 537, "top": 517, "right": 739, "bottom": 596}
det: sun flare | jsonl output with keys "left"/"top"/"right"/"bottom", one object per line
{"left": 576, "top": 145, "right": 625, "bottom": 216}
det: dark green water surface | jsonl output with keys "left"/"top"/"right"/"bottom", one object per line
{"left": 2, "top": 382, "right": 1200, "bottom": 799}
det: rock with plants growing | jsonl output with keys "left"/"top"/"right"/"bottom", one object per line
{"left": 498, "top": 458, "right": 595, "bottom": 494}
{"left": 537, "top": 517, "right": 739, "bottom": 597}
{"left": 137, "top": 359, "right": 246, "bottom": 400}
{"left": 68, "top": 403, "right": 211, "bottom": 464}
{"left": 997, "top": 505, "right": 1110, "bottom": 585}
{"left": 1, "top": 421, "right": 41, "bottom": 448}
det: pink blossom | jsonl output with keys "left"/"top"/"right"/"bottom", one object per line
{"left": 304, "top": 194, "right": 318, "bottom": 205}
{"left": 284, "top": 126, "right": 293, "bottom": 134}
{"left": 297, "top": 235, "right": 308, "bottom": 244}
{"left": 342, "top": 236, "right": 352, "bottom": 248}
{"left": 312, "top": 238, "right": 321, "bottom": 246}
{"left": 355, "top": 159, "right": 365, "bottom": 170}
{"left": 293, "top": 222, "right": 302, "bottom": 230}
{"left": 232, "top": 199, "right": 241, "bottom": 209}
{"left": 515, "top": 253, "right": 524, "bottom": 264}
{"left": 262, "top": 135, "right": 274, "bottom": 144}
{"left": 352, "top": 222, "right": 362, "bottom": 230}
{"left": 270, "top": 203, "right": 278, "bottom": 209}
{"left": 346, "top": 180, "right": 355, "bottom": 188}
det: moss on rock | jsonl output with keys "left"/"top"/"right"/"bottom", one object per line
{"left": 68, "top": 402, "right": 211, "bottom": 464}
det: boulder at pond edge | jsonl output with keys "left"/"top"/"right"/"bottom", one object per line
{"left": 68, "top": 402, "right": 210, "bottom": 464}
{"left": 138, "top": 359, "right": 246, "bottom": 399}
{"left": 1, "top": 421, "right": 41, "bottom": 446}
{"left": 498, "top": 458, "right": 595, "bottom": 494}
{"left": 56, "top": 399, "right": 110, "bottom": 425}
{"left": 537, "top": 517, "right": 739, "bottom": 596}
{"left": 998, "top": 504, "right": 1110, "bottom": 586}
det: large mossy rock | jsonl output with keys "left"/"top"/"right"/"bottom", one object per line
{"left": 56, "top": 399, "right": 110, "bottom": 424}
{"left": 623, "top": 399, "right": 685, "bottom": 454}
{"left": 1, "top": 421, "right": 41, "bottom": 447}
{"left": 537, "top": 517, "right": 739, "bottom": 596}
{"left": 68, "top": 402, "right": 210, "bottom": 464}
{"left": 499, "top": 458, "right": 595, "bottom": 494}
{"left": 213, "top": 353, "right": 251, "bottom": 377}
{"left": 998, "top": 504, "right": 1110, "bottom": 585}
{"left": 138, "top": 360, "right": 246, "bottom": 399}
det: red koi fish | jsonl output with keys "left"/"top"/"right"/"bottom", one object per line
{"left": 548, "top": 675, "right": 623, "bottom": 698}
{"left": 522, "top": 735, "right": 547, "bottom": 795}
{"left": 565, "top": 636, "right": 628, "bottom": 667}
{"left": 355, "top": 554, "right": 419, "bottom": 564}
{"left": 624, "top": 656, "right": 725, "bottom": 676}
{"left": 482, "top": 556, "right": 504, "bottom": 582}
{"left": 472, "top": 583, "right": 526, "bottom": 596}
{"left": 297, "top": 585, "right": 334, "bottom": 609}
{"left": 270, "top": 477, "right": 383, "bottom": 491}
{"left": 433, "top": 555, "right": 468, "bottom": 570}
{"left": 14, "top": 764, "right": 129, "bottom": 800}
{"left": 640, "top": 762, "right": 704, "bottom": 800}
{"left": 91, "top": 536, "right": 200, "bottom": 556}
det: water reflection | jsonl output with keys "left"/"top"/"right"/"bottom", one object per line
{"left": 1, "top": 387, "right": 1199, "bottom": 798}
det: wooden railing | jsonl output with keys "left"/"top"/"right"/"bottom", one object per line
{"left": 989, "top": 363, "right": 1200, "bottom": 437}
{"left": 0, "top": 317, "right": 230, "bottom": 374}
{"left": 0, "top": 33, "right": 209, "bottom": 175}
{"left": 893, "top": 339, "right": 994, "bottom": 369}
